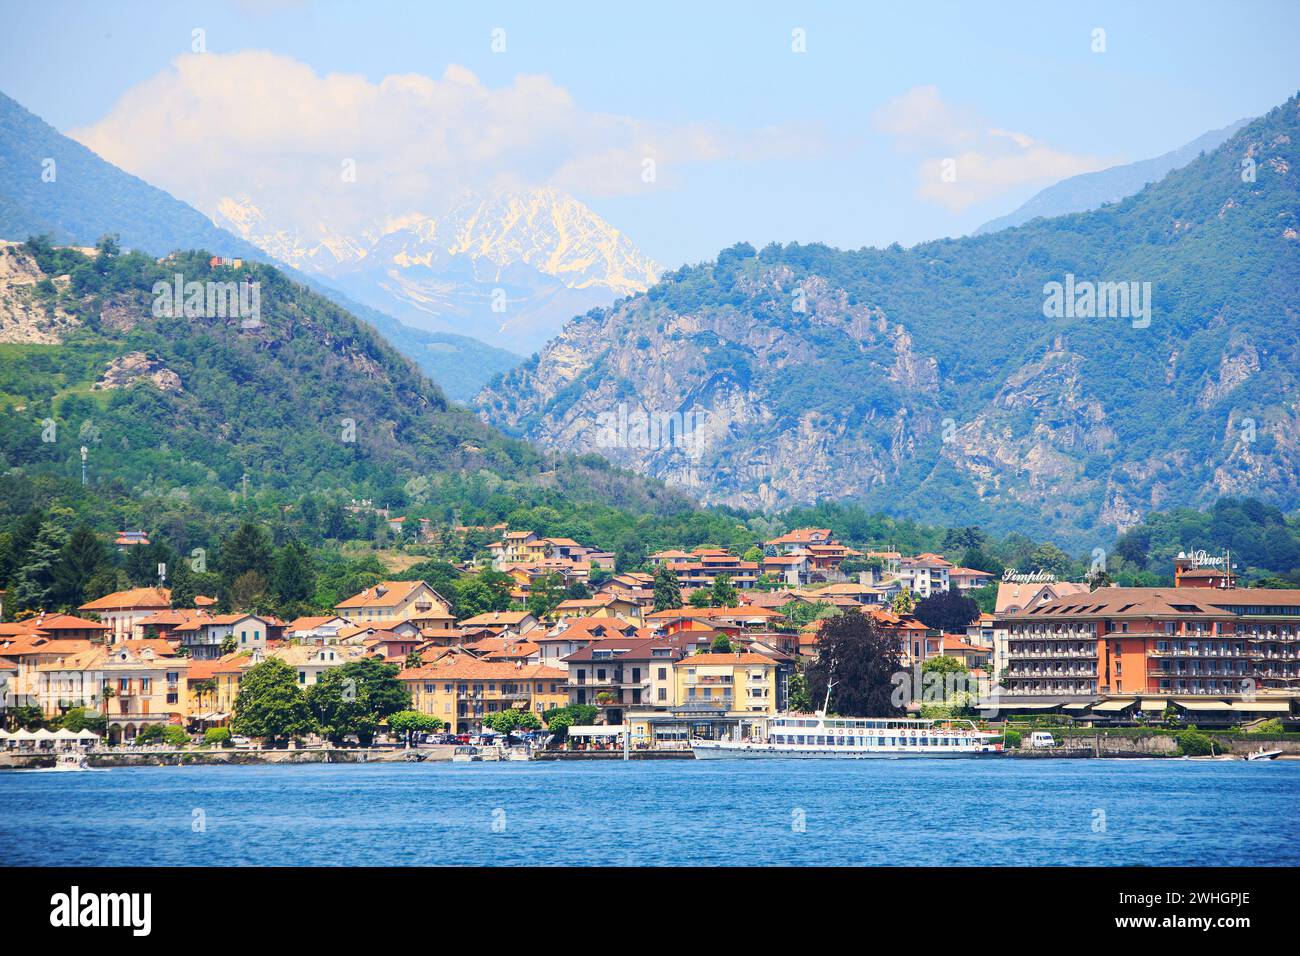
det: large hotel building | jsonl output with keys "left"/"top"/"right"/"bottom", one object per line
{"left": 997, "top": 555, "right": 1300, "bottom": 706}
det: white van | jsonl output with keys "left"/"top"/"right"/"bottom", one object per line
{"left": 1029, "top": 732, "right": 1056, "bottom": 749}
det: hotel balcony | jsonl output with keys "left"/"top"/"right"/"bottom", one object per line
{"left": 1001, "top": 684, "right": 1096, "bottom": 696}
{"left": 105, "top": 712, "right": 169, "bottom": 723}
{"left": 568, "top": 676, "right": 650, "bottom": 692}
{"left": 1151, "top": 667, "right": 1250, "bottom": 679}
{"left": 681, "top": 678, "right": 734, "bottom": 687}
{"left": 1009, "top": 631, "right": 1098, "bottom": 641}
{"left": 1147, "top": 645, "right": 1252, "bottom": 657}
{"left": 1007, "top": 649, "right": 1097, "bottom": 659}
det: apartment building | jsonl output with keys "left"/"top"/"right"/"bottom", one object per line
{"left": 563, "top": 636, "right": 684, "bottom": 724}
{"left": 334, "top": 580, "right": 455, "bottom": 627}
{"left": 998, "top": 585, "right": 1300, "bottom": 700}
{"left": 79, "top": 586, "right": 173, "bottom": 642}
{"left": 672, "top": 652, "right": 783, "bottom": 717}
{"left": 35, "top": 643, "right": 189, "bottom": 742}
{"left": 398, "top": 659, "right": 567, "bottom": 735}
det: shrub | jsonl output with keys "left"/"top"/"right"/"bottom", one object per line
{"left": 135, "top": 724, "right": 165, "bottom": 744}
{"left": 1247, "top": 718, "right": 1284, "bottom": 736}
{"left": 204, "top": 727, "right": 233, "bottom": 747}
{"left": 1002, "top": 729, "right": 1022, "bottom": 749}
{"left": 162, "top": 726, "right": 190, "bottom": 747}
{"left": 1176, "top": 730, "right": 1214, "bottom": 756}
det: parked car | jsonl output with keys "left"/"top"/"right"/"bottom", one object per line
{"left": 1029, "top": 732, "right": 1056, "bottom": 749}
{"left": 230, "top": 735, "right": 253, "bottom": 748}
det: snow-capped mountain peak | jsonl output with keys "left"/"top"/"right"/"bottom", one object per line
{"left": 208, "top": 187, "right": 659, "bottom": 350}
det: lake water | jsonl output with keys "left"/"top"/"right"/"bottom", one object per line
{"left": 2, "top": 759, "right": 1297, "bottom": 866}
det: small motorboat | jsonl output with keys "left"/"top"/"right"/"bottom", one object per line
{"left": 1246, "top": 747, "right": 1283, "bottom": 761}
{"left": 451, "top": 746, "right": 481, "bottom": 763}
{"left": 53, "top": 753, "right": 90, "bottom": 771}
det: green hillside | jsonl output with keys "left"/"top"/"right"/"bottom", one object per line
{"left": 480, "top": 95, "right": 1300, "bottom": 547}
{"left": 0, "top": 239, "right": 687, "bottom": 545}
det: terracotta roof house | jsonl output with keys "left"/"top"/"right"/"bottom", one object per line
{"left": 79, "top": 587, "right": 172, "bottom": 642}
{"left": 334, "top": 580, "right": 455, "bottom": 627}
{"left": 22, "top": 613, "right": 111, "bottom": 642}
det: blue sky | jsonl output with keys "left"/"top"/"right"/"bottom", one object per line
{"left": 2, "top": 0, "right": 1298, "bottom": 267}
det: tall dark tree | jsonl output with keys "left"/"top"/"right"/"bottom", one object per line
{"left": 10, "top": 521, "right": 67, "bottom": 613}
{"left": 124, "top": 540, "right": 175, "bottom": 588}
{"left": 220, "top": 522, "right": 273, "bottom": 591}
{"left": 804, "top": 610, "right": 905, "bottom": 718}
{"left": 913, "top": 589, "right": 981, "bottom": 634}
{"left": 51, "top": 526, "right": 107, "bottom": 609}
{"left": 710, "top": 572, "right": 738, "bottom": 608}
{"left": 942, "top": 526, "right": 987, "bottom": 553}
{"left": 1, "top": 508, "right": 44, "bottom": 589}
{"left": 652, "top": 564, "right": 682, "bottom": 611}
{"left": 271, "top": 539, "right": 315, "bottom": 606}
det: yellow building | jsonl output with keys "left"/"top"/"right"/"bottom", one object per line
{"left": 210, "top": 652, "right": 256, "bottom": 717}
{"left": 34, "top": 643, "right": 190, "bottom": 742}
{"left": 672, "top": 652, "right": 780, "bottom": 716}
{"left": 399, "top": 659, "right": 568, "bottom": 735}
{"left": 334, "top": 580, "right": 455, "bottom": 627}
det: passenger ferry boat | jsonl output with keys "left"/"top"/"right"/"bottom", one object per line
{"left": 690, "top": 713, "right": 1004, "bottom": 759}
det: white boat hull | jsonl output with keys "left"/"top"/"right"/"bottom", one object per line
{"left": 1246, "top": 749, "right": 1283, "bottom": 761}
{"left": 691, "top": 740, "right": 1001, "bottom": 759}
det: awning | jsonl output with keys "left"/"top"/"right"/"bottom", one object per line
{"left": 1230, "top": 700, "right": 1292, "bottom": 713}
{"left": 1091, "top": 699, "right": 1137, "bottom": 712}
{"left": 567, "top": 725, "right": 626, "bottom": 736}
{"left": 1174, "top": 700, "right": 1232, "bottom": 711}
{"left": 976, "top": 701, "right": 1060, "bottom": 710}
{"left": 1062, "top": 703, "right": 1093, "bottom": 711}
{"left": 1139, "top": 699, "right": 1167, "bottom": 712}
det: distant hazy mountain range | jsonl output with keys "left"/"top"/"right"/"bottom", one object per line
{"left": 974, "top": 118, "right": 1249, "bottom": 234}
{"left": 211, "top": 187, "right": 660, "bottom": 353}
{"left": 479, "top": 97, "right": 1300, "bottom": 547}
{"left": 0, "top": 91, "right": 517, "bottom": 400}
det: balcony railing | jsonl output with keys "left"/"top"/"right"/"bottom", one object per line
{"left": 674, "top": 697, "right": 734, "bottom": 711}
{"left": 1006, "top": 650, "right": 1096, "bottom": 659}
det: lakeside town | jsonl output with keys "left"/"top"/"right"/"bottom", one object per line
{"left": 2, "top": 523, "right": 1297, "bottom": 761}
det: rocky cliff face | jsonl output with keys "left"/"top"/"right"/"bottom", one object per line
{"left": 0, "top": 241, "right": 79, "bottom": 343}
{"left": 478, "top": 98, "right": 1300, "bottom": 546}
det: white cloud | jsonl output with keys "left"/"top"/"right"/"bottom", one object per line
{"left": 72, "top": 51, "right": 816, "bottom": 234}
{"left": 873, "top": 85, "right": 1113, "bottom": 213}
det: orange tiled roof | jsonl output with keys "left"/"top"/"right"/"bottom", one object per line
{"left": 335, "top": 581, "right": 432, "bottom": 610}
{"left": 673, "top": 652, "right": 775, "bottom": 666}
{"left": 26, "top": 613, "right": 110, "bottom": 632}
{"left": 457, "top": 611, "right": 536, "bottom": 627}
{"left": 79, "top": 587, "right": 171, "bottom": 611}
{"left": 398, "top": 659, "right": 564, "bottom": 681}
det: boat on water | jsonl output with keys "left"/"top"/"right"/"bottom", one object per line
{"left": 691, "top": 713, "right": 1003, "bottom": 759}
{"left": 53, "top": 753, "right": 91, "bottom": 771}
{"left": 1246, "top": 747, "right": 1284, "bottom": 761}
{"left": 451, "top": 746, "right": 482, "bottom": 763}
{"left": 690, "top": 676, "right": 1002, "bottom": 759}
